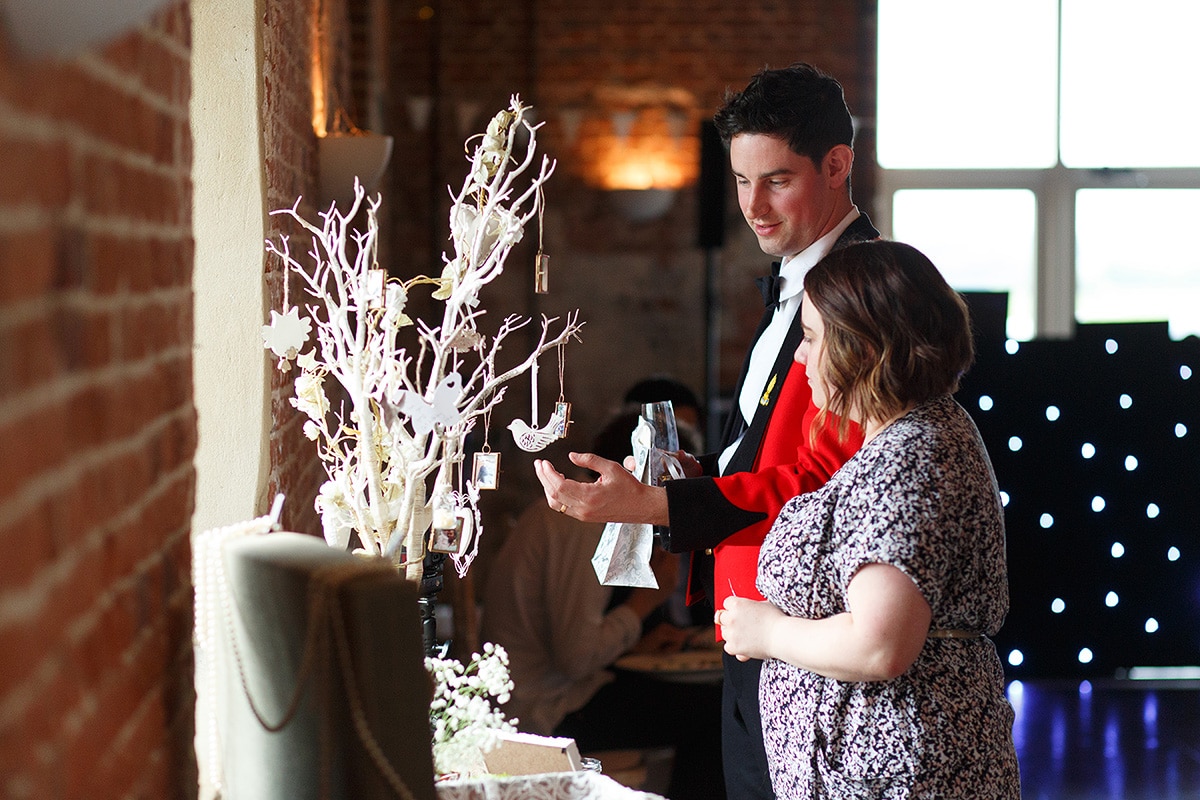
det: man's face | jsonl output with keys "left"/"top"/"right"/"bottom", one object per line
{"left": 729, "top": 133, "right": 847, "bottom": 259}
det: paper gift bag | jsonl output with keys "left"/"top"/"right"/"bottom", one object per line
{"left": 592, "top": 520, "right": 658, "bottom": 588}
{"left": 590, "top": 417, "right": 681, "bottom": 588}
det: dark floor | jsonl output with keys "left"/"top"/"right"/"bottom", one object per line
{"left": 1011, "top": 679, "right": 1200, "bottom": 799}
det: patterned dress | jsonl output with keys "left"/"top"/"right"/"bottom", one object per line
{"left": 756, "top": 395, "right": 1021, "bottom": 799}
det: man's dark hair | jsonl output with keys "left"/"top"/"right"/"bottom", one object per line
{"left": 713, "top": 62, "right": 854, "bottom": 166}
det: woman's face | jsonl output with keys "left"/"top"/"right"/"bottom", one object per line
{"left": 795, "top": 298, "right": 829, "bottom": 409}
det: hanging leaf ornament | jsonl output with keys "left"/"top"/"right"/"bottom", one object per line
{"left": 261, "top": 307, "right": 312, "bottom": 365}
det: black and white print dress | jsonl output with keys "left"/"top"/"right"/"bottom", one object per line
{"left": 756, "top": 395, "right": 1021, "bottom": 799}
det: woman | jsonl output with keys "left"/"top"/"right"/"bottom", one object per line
{"left": 718, "top": 240, "right": 1021, "bottom": 798}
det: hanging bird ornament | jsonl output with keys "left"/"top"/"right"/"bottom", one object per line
{"left": 508, "top": 358, "right": 570, "bottom": 452}
{"left": 390, "top": 372, "right": 464, "bottom": 437}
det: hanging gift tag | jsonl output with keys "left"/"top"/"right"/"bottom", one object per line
{"left": 366, "top": 268, "right": 387, "bottom": 309}
{"left": 429, "top": 492, "right": 468, "bottom": 555}
{"left": 471, "top": 451, "right": 501, "bottom": 490}
{"left": 554, "top": 401, "right": 572, "bottom": 438}
{"left": 534, "top": 251, "right": 550, "bottom": 294}
{"left": 429, "top": 514, "right": 468, "bottom": 555}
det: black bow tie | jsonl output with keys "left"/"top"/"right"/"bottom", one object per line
{"left": 755, "top": 262, "right": 783, "bottom": 309}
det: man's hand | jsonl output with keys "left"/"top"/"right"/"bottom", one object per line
{"left": 533, "top": 452, "right": 670, "bottom": 526}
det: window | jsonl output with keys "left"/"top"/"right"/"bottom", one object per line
{"left": 877, "top": 0, "right": 1200, "bottom": 340}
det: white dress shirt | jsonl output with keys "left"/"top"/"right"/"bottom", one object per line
{"left": 718, "top": 207, "right": 860, "bottom": 475}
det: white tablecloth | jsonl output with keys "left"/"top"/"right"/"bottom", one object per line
{"left": 435, "top": 771, "right": 665, "bottom": 800}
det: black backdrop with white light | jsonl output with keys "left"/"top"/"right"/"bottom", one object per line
{"left": 957, "top": 294, "right": 1200, "bottom": 678}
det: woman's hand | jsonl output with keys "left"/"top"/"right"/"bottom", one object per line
{"left": 716, "top": 597, "right": 787, "bottom": 662}
{"left": 716, "top": 565, "right": 933, "bottom": 681}
{"left": 533, "top": 453, "right": 670, "bottom": 526}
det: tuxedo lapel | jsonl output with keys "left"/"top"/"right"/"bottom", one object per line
{"left": 718, "top": 274, "right": 779, "bottom": 452}
{"left": 718, "top": 212, "right": 879, "bottom": 474}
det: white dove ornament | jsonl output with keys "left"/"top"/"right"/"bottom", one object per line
{"left": 508, "top": 406, "right": 568, "bottom": 452}
{"left": 392, "top": 372, "right": 463, "bottom": 437}
{"left": 508, "top": 360, "right": 568, "bottom": 452}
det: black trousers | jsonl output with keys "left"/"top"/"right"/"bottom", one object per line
{"left": 721, "top": 652, "right": 774, "bottom": 799}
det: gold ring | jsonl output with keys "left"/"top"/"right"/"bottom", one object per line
{"left": 558, "top": 503, "right": 567, "bottom": 514}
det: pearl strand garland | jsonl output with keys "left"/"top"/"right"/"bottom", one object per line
{"left": 192, "top": 496, "right": 284, "bottom": 797}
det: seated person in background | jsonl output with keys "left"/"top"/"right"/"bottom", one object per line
{"left": 481, "top": 410, "right": 724, "bottom": 799}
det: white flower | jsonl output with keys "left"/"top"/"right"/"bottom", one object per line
{"left": 426, "top": 645, "right": 517, "bottom": 779}
{"left": 291, "top": 369, "right": 329, "bottom": 420}
{"left": 302, "top": 420, "right": 320, "bottom": 440}
{"left": 262, "top": 306, "right": 312, "bottom": 362}
{"left": 384, "top": 283, "right": 412, "bottom": 328}
{"left": 315, "top": 474, "right": 358, "bottom": 549}
{"left": 296, "top": 349, "right": 318, "bottom": 370}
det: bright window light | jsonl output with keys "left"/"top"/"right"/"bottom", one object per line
{"left": 1060, "top": 0, "right": 1200, "bottom": 168}
{"left": 878, "top": 0, "right": 1200, "bottom": 340}
{"left": 1076, "top": 190, "right": 1200, "bottom": 339}
{"left": 891, "top": 189, "right": 1036, "bottom": 340}
{"left": 878, "top": 0, "right": 1058, "bottom": 169}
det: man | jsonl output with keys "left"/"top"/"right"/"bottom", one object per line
{"left": 534, "top": 63, "right": 878, "bottom": 799}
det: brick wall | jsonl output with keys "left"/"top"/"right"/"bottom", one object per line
{"left": 261, "top": 0, "right": 326, "bottom": 537}
{"left": 0, "top": 4, "right": 198, "bottom": 799}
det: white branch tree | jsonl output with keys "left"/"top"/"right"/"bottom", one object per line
{"left": 263, "top": 97, "right": 583, "bottom": 581}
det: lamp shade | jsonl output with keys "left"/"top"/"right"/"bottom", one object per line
{"left": 318, "top": 132, "right": 395, "bottom": 210}
{"left": 608, "top": 188, "right": 677, "bottom": 222}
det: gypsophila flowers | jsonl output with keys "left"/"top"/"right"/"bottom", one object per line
{"left": 426, "top": 642, "right": 518, "bottom": 779}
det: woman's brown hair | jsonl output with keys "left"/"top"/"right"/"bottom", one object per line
{"left": 803, "top": 239, "right": 974, "bottom": 442}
